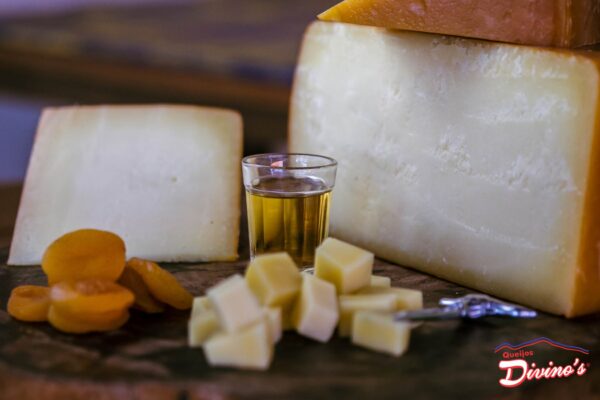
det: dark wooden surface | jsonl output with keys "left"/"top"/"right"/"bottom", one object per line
{"left": 0, "top": 184, "right": 599, "bottom": 399}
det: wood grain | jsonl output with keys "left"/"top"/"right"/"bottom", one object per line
{"left": 0, "top": 184, "right": 598, "bottom": 399}
{"left": 1, "top": 256, "right": 599, "bottom": 399}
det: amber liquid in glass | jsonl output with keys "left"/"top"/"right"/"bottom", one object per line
{"left": 246, "top": 175, "right": 331, "bottom": 266}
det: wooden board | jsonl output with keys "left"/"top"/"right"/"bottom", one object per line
{"left": 1, "top": 240, "right": 599, "bottom": 399}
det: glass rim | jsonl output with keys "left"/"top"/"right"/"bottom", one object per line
{"left": 241, "top": 153, "right": 337, "bottom": 170}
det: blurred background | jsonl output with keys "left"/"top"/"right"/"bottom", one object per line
{"left": 0, "top": 0, "right": 337, "bottom": 184}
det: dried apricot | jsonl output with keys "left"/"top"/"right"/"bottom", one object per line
{"left": 118, "top": 266, "right": 165, "bottom": 313}
{"left": 42, "top": 229, "right": 126, "bottom": 285}
{"left": 127, "top": 258, "right": 193, "bottom": 310}
{"left": 48, "top": 305, "right": 129, "bottom": 334}
{"left": 50, "top": 279, "right": 134, "bottom": 315}
{"left": 7, "top": 285, "right": 51, "bottom": 322}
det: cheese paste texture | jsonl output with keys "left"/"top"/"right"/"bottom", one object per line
{"left": 290, "top": 22, "right": 600, "bottom": 317}
{"left": 9, "top": 105, "right": 242, "bottom": 264}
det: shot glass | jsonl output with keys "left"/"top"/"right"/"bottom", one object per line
{"left": 242, "top": 153, "right": 337, "bottom": 267}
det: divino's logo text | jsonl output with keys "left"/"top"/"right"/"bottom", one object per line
{"left": 494, "top": 337, "right": 590, "bottom": 388}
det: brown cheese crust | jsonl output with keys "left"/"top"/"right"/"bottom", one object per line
{"left": 571, "top": 54, "right": 600, "bottom": 317}
{"left": 319, "top": 0, "right": 600, "bottom": 48}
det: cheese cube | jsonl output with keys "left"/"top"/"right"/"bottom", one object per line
{"left": 190, "top": 296, "right": 212, "bottom": 319}
{"left": 290, "top": 21, "right": 600, "bottom": 317}
{"left": 263, "top": 307, "right": 282, "bottom": 344}
{"left": 207, "top": 274, "right": 263, "bottom": 333}
{"left": 203, "top": 319, "right": 273, "bottom": 370}
{"left": 245, "top": 252, "right": 301, "bottom": 308}
{"left": 357, "top": 287, "right": 423, "bottom": 311}
{"left": 352, "top": 312, "right": 410, "bottom": 357}
{"left": 8, "top": 104, "right": 242, "bottom": 265}
{"left": 369, "top": 275, "right": 391, "bottom": 288}
{"left": 292, "top": 275, "right": 339, "bottom": 342}
{"left": 319, "top": 0, "right": 600, "bottom": 48}
{"left": 188, "top": 309, "right": 220, "bottom": 347}
{"left": 337, "top": 294, "right": 397, "bottom": 337}
{"left": 315, "top": 237, "right": 373, "bottom": 294}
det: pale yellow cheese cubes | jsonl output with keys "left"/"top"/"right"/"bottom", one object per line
{"left": 370, "top": 275, "right": 391, "bottom": 288}
{"left": 189, "top": 296, "right": 220, "bottom": 347}
{"left": 207, "top": 274, "right": 263, "bottom": 333}
{"left": 358, "top": 286, "right": 423, "bottom": 311}
{"left": 203, "top": 319, "right": 273, "bottom": 370}
{"left": 337, "top": 294, "right": 397, "bottom": 337}
{"left": 264, "top": 307, "right": 282, "bottom": 344}
{"left": 245, "top": 252, "right": 301, "bottom": 309}
{"left": 190, "top": 296, "right": 212, "bottom": 319}
{"left": 188, "top": 309, "right": 220, "bottom": 347}
{"left": 352, "top": 312, "right": 410, "bottom": 357}
{"left": 292, "top": 274, "right": 339, "bottom": 342}
{"left": 315, "top": 237, "right": 374, "bottom": 294}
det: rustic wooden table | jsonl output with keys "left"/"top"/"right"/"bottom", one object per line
{"left": 0, "top": 184, "right": 598, "bottom": 399}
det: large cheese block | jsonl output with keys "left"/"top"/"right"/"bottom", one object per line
{"left": 289, "top": 22, "right": 600, "bottom": 317}
{"left": 319, "top": 0, "right": 600, "bottom": 48}
{"left": 9, "top": 105, "right": 242, "bottom": 264}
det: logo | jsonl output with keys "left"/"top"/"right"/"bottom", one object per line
{"left": 494, "top": 337, "right": 590, "bottom": 388}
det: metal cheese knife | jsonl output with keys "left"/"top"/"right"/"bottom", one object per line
{"left": 394, "top": 294, "right": 537, "bottom": 322}
{"left": 301, "top": 268, "right": 537, "bottom": 321}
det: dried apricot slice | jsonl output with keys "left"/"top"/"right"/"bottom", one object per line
{"left": 127, "top": 258, "right": 193, "bottom": 310}
{"left": 48, "top": 305, "right": 129, "bottom": 334}
{"left": 50, "top": 279, "right": 134, "bottom": 315}
{"left": 7, "top": 285, "right": 51, "bottom": 322}
{"left": 118, "top": 266, "right": 165, "bottom": 313}
{"left": 42, "top": 229, "right": 126, "bottom": 285}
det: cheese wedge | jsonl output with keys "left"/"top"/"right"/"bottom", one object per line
{"left": 319, "top": 0, "right": 600, "bottom": 48}
{"left": 9, "top": 104, "right": 242, "bottom": 264}
{"left": 289, "top": 22, "right": 600, "bottom": 317}
{"left": 352, "top": 312, "right": 410, "bottom": 357}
